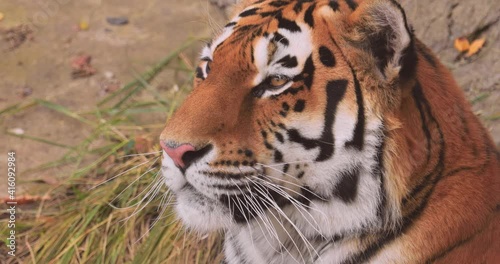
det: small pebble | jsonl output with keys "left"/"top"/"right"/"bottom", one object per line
{"left": 104, "top": 71, "right": 114, "bottom": 79}
{"left": 106, "top": 17, "right": 129, "bottom": 26}
{"left": 17, "top": 86, "right": 33, "bottom": 98}
{"left": 172, "top": 84, "right": 180, "bottom": 92}
{"left": 8, "top": 128, "right": 25, "bottom": 135}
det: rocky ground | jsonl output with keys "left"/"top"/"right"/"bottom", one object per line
{"left": 0, "top": 0, "right": 498, "bottom": 194}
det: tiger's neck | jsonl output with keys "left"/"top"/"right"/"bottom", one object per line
{"left": 223, "top": 41, "right": 498, "bottom": 264}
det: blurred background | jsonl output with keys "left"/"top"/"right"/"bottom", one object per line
{"left": 0, "top": 0, "right": 498, "bottom": 263}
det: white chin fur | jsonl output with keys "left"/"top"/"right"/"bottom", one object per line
{"left": 175, "top": 188, "right": 234, "bottom": 233}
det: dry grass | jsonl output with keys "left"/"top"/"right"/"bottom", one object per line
{"left": 0, "top": 38, "right": 223, "bottom": 263}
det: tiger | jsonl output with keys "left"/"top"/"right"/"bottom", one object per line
{"left": 159, "top": 0, "right": 500, "bottom": 263}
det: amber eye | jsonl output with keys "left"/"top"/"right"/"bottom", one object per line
{"left": 269, "top": 75, "right": 289, "bottom": 88}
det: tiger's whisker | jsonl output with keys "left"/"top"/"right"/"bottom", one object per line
{"left": 91, "top": 157, "right": 158, "bottom": 190}
{"left": 109, "top": 167, "right": 161, "bottom": 209}
{"left": 118, "top": 151, "right": 162, "bottom": 159}
{"left": 251, "top": 182, "right": 311, "bottom": 264}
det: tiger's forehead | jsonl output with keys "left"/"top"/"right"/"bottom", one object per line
{"left": 202, "top": 0, "right": 336, "bottom": 85}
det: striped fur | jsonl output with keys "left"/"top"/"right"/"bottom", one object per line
{"left": 160, "top": 0, "right": 500, "bottom": 263}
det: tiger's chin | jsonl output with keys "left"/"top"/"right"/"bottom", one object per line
{"left": 174, "top": 184, "right": 235, "bottom": 233}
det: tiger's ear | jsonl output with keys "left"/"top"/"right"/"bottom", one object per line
{"left": 347, "top": 0, "right": 416, "bottom": 81}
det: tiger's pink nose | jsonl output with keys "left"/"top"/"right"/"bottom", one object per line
{"left": 160, "top": 141, "right": 195, "bottom": 169}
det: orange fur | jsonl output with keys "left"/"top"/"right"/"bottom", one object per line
{"left": 160, "top": 0, "right": 499, "bottom": 262}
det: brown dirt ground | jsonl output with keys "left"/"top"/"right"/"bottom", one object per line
{"left": 0, "top": 0, "right": 498, "bottom": 197}
{"left": 0, "top": 0, "right": 225, "bottom": 195}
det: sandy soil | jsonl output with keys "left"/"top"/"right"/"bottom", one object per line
{"left": 0, "top": 0, "right": 498, "bottom": 196}
{"left": 0, "top": 0, "right": 226, "bottom": 195}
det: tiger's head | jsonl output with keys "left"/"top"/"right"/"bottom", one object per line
{"left": 160, "top": 0, "right": 417, "bottom": 235}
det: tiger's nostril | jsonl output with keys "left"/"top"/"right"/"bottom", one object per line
{"left": 181, "top": 144, "right": 213, "bottom": 169}
{"left": 161, "top": 141, "right": 213, "bottom": 170}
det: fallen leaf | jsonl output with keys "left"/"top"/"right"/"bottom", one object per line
{"left": 71, "top": 54, "right": 96, "bottom": 78}
{"left": 0, "top": 12, "right": 4, "bottom": 21}
{"left": 79, "top": 20, "right": 89, "bottom": 31}
{"left": 454, "top": 37, "right": 470, "bottom": 52}
{"left": 466, "top": 38, "right": 486, "bottom": 57}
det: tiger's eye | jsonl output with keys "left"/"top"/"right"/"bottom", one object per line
{"left": 270, "top": 75, "right": 288, "bottom": 87}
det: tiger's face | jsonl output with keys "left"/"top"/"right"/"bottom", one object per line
{"left": 160, "top": 0, "right": 413, "bottom": 235}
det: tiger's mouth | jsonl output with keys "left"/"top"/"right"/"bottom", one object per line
{"left": 162, "top": 152, "right": 303, "bottom": 230}
{"left": 183, "top": 168, "right": 292, "bottom": 221}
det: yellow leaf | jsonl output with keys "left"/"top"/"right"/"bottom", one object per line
{"left": 466, "top": 38, "right": 486, "bottom": 57}
{"left": 0, "top": 12, "right": 4, "bottom": 21}
{"left": 79, "top": 20, "right": 89, "bottom": 30}
{"left": 454, "top": 37, "right": 470, "bottom": 52}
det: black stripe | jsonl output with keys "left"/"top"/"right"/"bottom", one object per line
{"left": 329, "top": 0, "right": 340, "bottom": 11}
{"left": 274, "top": 150, "right": 283, "bottom": 162}
{"left": 293, "top": 1, "right": 304, "bottom": 12}
{"left": 319, "top": 46, "right": 336, "bottom": 67}
{"left": 304, "top": 4, "right": 316, "bottom": 27}
{"left": 344, "top": 0, "right": 358, "bottom": 10}
{"left": 293, "top": 99, "right": 306, "bottom": 112}
{"left": 282, "top": 102, "right": 290, "bottom": 111}
{"left": 401, "top": 83, "right": 445, "bottom": 226}
{"left": 417, "top": 43, "right": 437, "bottom": 68}
{"left": 426, "top": 224, "right": 488, "bottom": 263}
{"left": 239, "top": 7, "right": 259, "bottom": 17}
{"left": 200, "top": 170, "right": 254, "bottom": 179}
{"left": 276, "top": 55, "right": 298, "bottom": 68}
{"left": 374, "top": 128, "right": 387, "bottom": 221}
{"left": 209, "top": 183, "right": 251, "bottom": 191}
{"left": 283, "top": 163, "right": 289, "bottom": 173}
{"left": 332, "top": 166, "right": 360, "bottom": 202}
{"left": 269, "top": 0, "right": 289, "bottom": 7}
{"left": 195, "top": 67, "right": 204, "bottom": 80}
{"left": 225, "top": 21, "right": 237, "bottom": 27}
{"left": 272, "top": 32, "right": 289, "bottom": 46}
{"left": 413, "top": 82, "right": 432, "bottom": 164}
{"left": 220, "top": 184, "right": 290, "bottom": 223}
{"left": 260, "top": 10, "right": 282, "bottom": 18}
{"left": 236, "top": 24, "right": 259, "bottom": 33}
{"left": 402, "top": 83, "right": 442, "bottom": 203}
{"left": 287, "top": 80, "right": 348, "bottom": 162}
{"left": 274, "top": 132, "right": 285, "bottom": 143}
{"left": 287, "top": 129, "right": 319, "bottom": 150}
{"left": 327, "top": 35, "right": 366, "bottom": 150}
{"left": 302, "top": 55, "right": 315, "bottom": 89}
{"left": 344, "top": 67, "right": 365, "bottom": 150}
{"left": 277, "top": 15, "right": 301, "bottom": 32}
{"left": 317, "top": 79, "right": 348, "bottom": 161}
